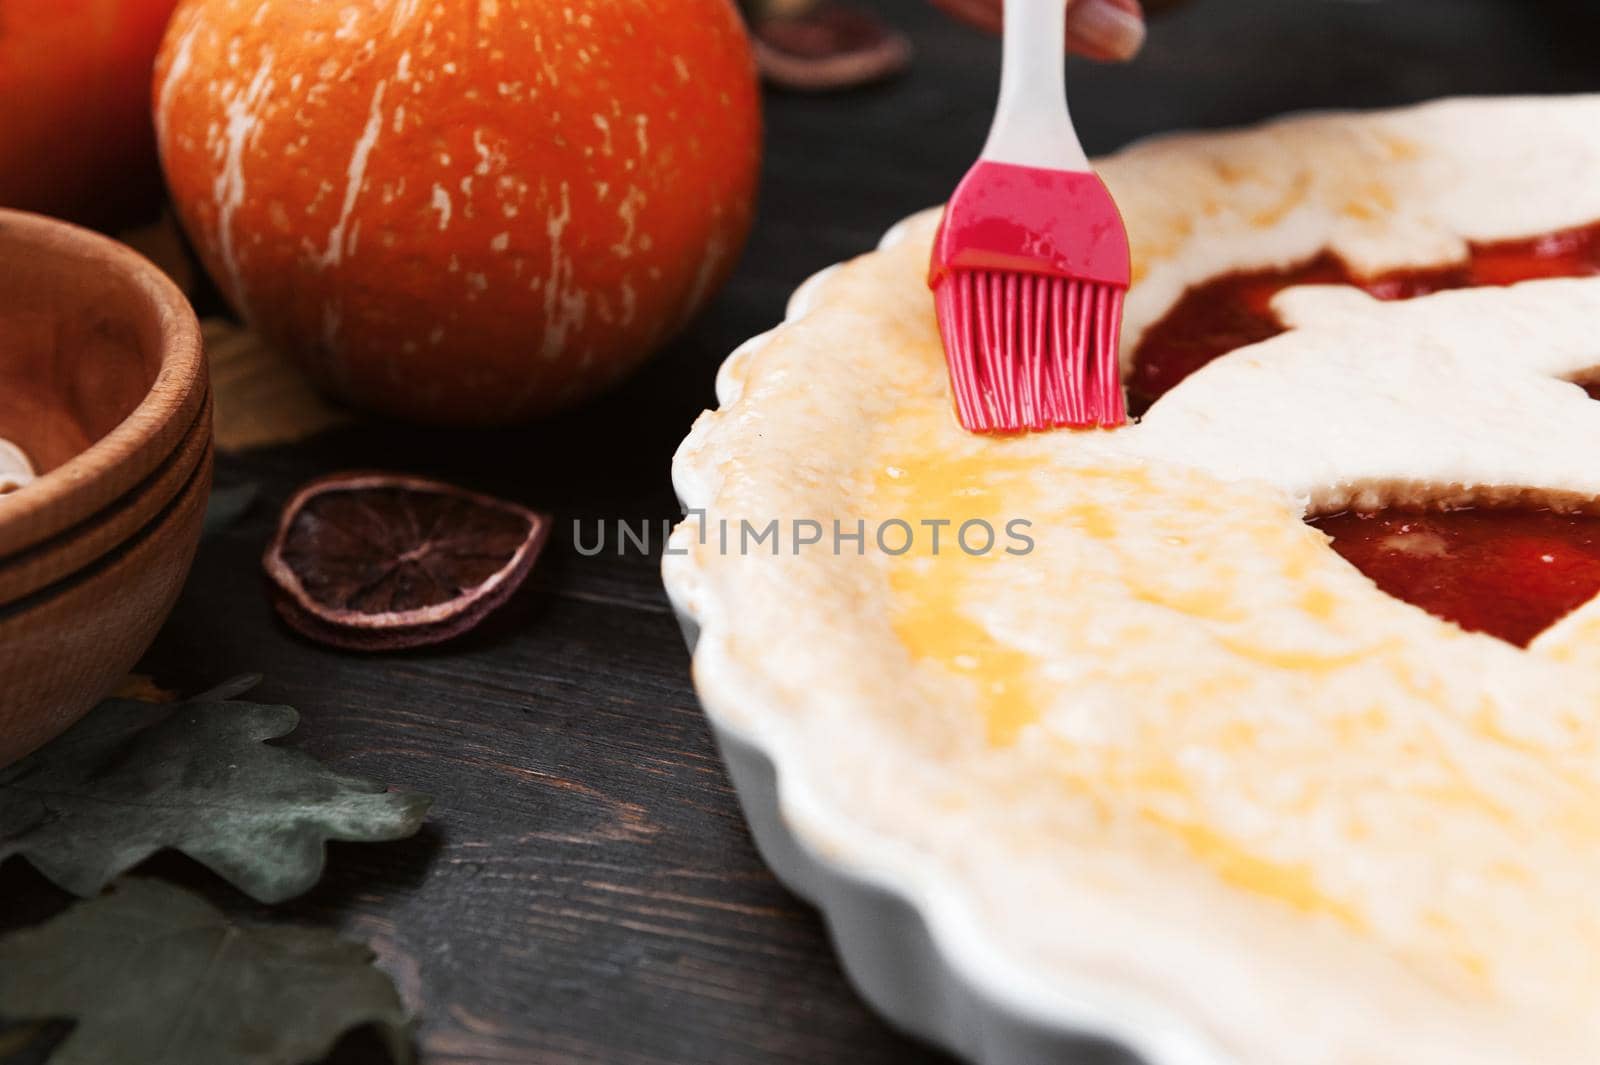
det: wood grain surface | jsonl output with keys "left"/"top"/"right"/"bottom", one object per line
{"left": 3, "top": 1, "right": 1599, "bottom": 1062}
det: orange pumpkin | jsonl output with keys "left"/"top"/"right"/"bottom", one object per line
{"left": 154, "top": 0, "right": 760, "bottom": 425}
{"left": 0, "top": 0, "right": 178, "bottom": 226}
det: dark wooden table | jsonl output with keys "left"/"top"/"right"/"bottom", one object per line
{"left": 4, "top": 1, "right": 1598, "bottom": 1062}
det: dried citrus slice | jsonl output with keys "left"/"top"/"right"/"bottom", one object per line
{"left": 751, "top": 4, "right": 911, "bottom": 92}
{"left": 263, "top": 472, "right": 549, "bottom": 651}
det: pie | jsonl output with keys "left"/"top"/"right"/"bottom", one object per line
{"left": 665, "top": 96, "right": 1600, "bottom": 1064}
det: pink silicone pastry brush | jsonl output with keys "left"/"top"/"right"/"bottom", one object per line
{"left": 928, "top": 0, "right": 1132, "bottom": 433}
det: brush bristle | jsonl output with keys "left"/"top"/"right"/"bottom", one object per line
{"left": 934, "top": 270, "right": 1127, "bottom": 433}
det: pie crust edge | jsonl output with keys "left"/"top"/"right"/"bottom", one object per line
{"left": 663, "top": 217, "right": 1230, "bottom": 1065}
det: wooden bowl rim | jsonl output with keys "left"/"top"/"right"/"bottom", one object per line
{"left": 0, "top": 388, "right": 212, "bottom": 606}
{"left": 0, "top": 208, "right": 207, "bottom": 558}
{"left": 0, "top": 435, "right": 213, "bottom": 625}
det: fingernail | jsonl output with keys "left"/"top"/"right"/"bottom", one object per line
{"left": 1066, "top": 0, "right": 1146, "bottom": 60}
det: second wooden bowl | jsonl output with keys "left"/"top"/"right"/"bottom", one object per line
{"left": 0, "top": 441, "right": 212, "bottom": 762}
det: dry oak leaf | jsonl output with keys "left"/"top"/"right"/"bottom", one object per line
{"left": 0, "top": 678, "right": 431, "bottom": 903}
{"left": 0, "top": 879, "right": 413, "bottom": 1065}
{"left": 116, "top": 211, "right": 197, "bottom": 296}
{"left": 110, "top": 673, "right": 179, "bottom": 703}
{"left": 203, "top": 318, "right": 352, "bottom": 452}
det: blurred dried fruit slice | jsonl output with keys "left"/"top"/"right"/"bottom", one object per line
{"left": 751, "top": 3, "right": 912, "bottom": 91}
{"left": 264, "top": 472, "right": 549, "bottom": 651}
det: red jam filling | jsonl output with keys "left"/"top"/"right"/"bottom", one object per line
{"left": 1310, "top": 509, "right": 1600, "bottom": 647}
{"left": 1131, "top": 221, "right": 1600, "bottom": 646}
{"left": 1130, "top": 222, "right": 1600, "bottom": 410}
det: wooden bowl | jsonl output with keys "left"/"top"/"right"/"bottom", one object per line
{"left": 0, "top": 209, "right": 207, "bottom": 554}
{"left": 0, "top": 209, "right": 210, "bottom": 765}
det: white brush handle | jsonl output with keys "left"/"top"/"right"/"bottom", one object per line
{"left": 979, "top": 0, "right": 1091, "bottom": 172}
